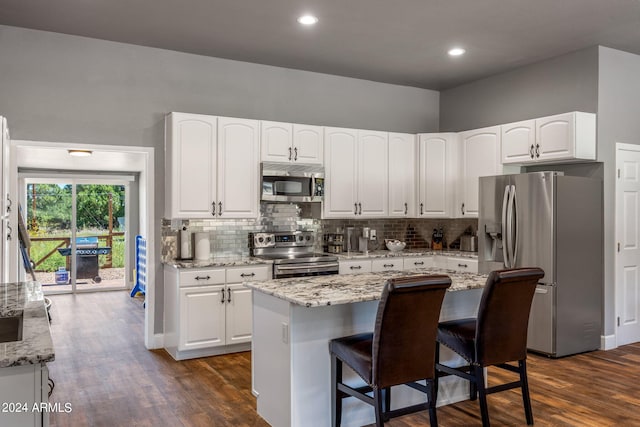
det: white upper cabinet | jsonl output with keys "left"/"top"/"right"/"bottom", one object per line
{"left": 165, "top": 113, "right": 259, "bottom": 219}
{"left": 459, "top": 126, "right": 501, "bottom": 218}
{"left": 293, "top": 124, "right": 324, "bottom": 164}
{"left": 324, "top": 127, "right": 359, "bottom": 218}
{"left": 358, "top": 130, "right": 389, "bottom": 217}
{"left": 165, "top": 113, "right": 217, "bottom": 218}
{"left": 261, "top": 121, "right": 323, "bottom": 164}
{"left": 217, "top": 117, "right": 260, "bottom": 218}
{"left": 502, "top": 112, "right": 596, "bottom": 164}
{"left": 417, "top": 133, "right": 457, "bottom": 218}
{"left": 388, "top": 133, "right": 416, "bottom": 217}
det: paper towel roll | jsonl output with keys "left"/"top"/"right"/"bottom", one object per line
{"left": 194, "top": 232, "right": 211, "bottom": 260}
{"left": 179, "top": 227, "right": 193, "bottom": 259}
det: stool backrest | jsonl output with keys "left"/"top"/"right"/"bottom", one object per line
{"left": 475, "top": 268, "right": 545, "bottom": 366}
{"left": 372, "top": 275, "right": 452, "bottom": 389}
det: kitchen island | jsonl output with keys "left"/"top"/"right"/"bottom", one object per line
{"left": 246, "top": 268, "right": 487, "bottom": 427}
{"left": 0, "top": 281, "right": 55, "bottom": 427}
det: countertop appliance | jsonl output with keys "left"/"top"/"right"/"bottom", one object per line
{"left": 249, "top": 231, "right": 338, "bottom": 278}
{"left": 479, "top": 171, "right": 603, "bottom": 357}
{"left": 261, "top": 162, "right": 324, "bottom": 202}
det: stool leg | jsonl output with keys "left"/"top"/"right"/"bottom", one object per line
{"left": 331, "top": 355, "right": 342, "bottom": 427}
{"left": 426, "top": 379, "right": 438, "bottom": 427}
{"left": 474, "top": 366, "right": 490, "bottom": 427}
{"left": 374, "top": 388, "right": 384, "bottom": 427}
{"left": 434, "top": 342, "right": 440, "bottom": 402}
{"left": 519, "top": 360, "right": 534, "bottom": 425}
{"left": 384, "top": 387, "right": 391, "bottom": 417}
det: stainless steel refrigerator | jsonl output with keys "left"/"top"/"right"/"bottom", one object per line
{"left": 478, "top": 171, "right": 603, "bottom": 357}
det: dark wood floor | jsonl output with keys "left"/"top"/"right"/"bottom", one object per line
{"left": 47, "top": 291, "right": 640, "bottom": 426}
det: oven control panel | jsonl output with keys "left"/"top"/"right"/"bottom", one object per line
{"left": 250, "top": 231, "right": 315, "bottom": 248}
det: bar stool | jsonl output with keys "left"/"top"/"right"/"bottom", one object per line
{"left": 435, "top": 267, "right": 545, "bottom": 427}
{"left": 329, "top": 275, "right": 452, "bottom": 427}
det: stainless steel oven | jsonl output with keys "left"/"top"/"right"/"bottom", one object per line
{"left": 249, "top": 231, "right": 338, "bottom": 278}
{"left": 261, "top": 162, "right": 324, "bottom": 203}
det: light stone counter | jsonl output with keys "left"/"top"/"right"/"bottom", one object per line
{"left": 0, "top": 281, "right": 55, "bottom": 368}
{"left": 164, "top": 256, "right": 273, "bottom": 268}
{"left": 245, "top": 268, "right": 487, "bottom": 307}
{"left": 335, "top": 249, "right": 478, "bottom": 259}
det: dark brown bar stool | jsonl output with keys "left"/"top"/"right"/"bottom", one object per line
{"left": 329, "top": 275, "right": 452, "bottom": 427}
{"left": 435, "top": 267, "right": 545, "bottom": 427}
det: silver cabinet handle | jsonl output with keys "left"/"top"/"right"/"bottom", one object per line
{"left": 195, "top": 275, "right": 211, "bottom": 280}
{"left": 529, "top": 144, "right": 535, "bottom": 159}
{"left": 354, "top": 203, "right": 358, "bottom": 215}
{"left": 535, "top": 143, "right": 540, "bottom": 158}
{"left": 358, "top": 203, "right": 362, "bottom": 215}
{"left": 6, "top": 224, "right": 11, "bottom": 240}
{"left": 211, "top": 201, "right": 216, "bottom": 216}
{"left": 294, "top": 147, "right": 298, "bottom": 161}
{"left": 288, "top": 146, "right": 292, "bottom": 161}
{"left": 240, "top": 272, "right": 255, "bottom": 278}
{"left": 404, "top": 202, "right": 408, "bottom": 215}
{"left": 218, "top": 201, "right": 222, "bottom": 216}
{"left": 461, "top": 203, "right": 465, "bottom": 215}
{"left": 227, "top": 289, "right": 232, "bottom": 303}
{"left": 350, "top": 265, "right": 362, "bottom": 270}
{"left": 458, "top": 263, "right": 468, "bottom": 268}
{"left": 6, "top": 195, "right": 11, "bottom": 213}
{"left": 420, "top": 203, "right": 424, "bottom": 215}
{"left": 414, "top": 261, "right": 424, "bottom": 266}
{"left": 383, "top": 264, "right": 394, "bottom": 268}
{"left": 220, "top": 288, "right": 226, "bottom": 304}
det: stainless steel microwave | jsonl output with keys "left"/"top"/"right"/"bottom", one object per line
{"left": 261, "top": 162, "right": 324, "bottom": 202}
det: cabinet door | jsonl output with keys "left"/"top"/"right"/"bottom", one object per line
{"left": 324, "top": 127, "right": 358, "bottom": 218}
{"left": 358, "top": 130, "right": 388, "bottom": 217}
{"left": 460, "top": 126, "right": 501, "bottom": 218}
{"left": 371, "top": 258, "right": 402, "bottom": 272}
{"left": 446, "top": 257, "right": 479, "bottom": 273}
{"left": 166, "top": 113, "right": 217, "bottom": 218}
{"left": 179, "top": 285, "right": 226, "bottom": 351}
{"left": 338, "top": 260, "right": 372, "bottom": 275}
{"left": 418, "top": 133, "right": 456, "bottom": 218}
{"left": 502, "top": 119, "right": 535, "bottom": 164}
{"left": 388, "top": 133, "right": 416, "bottom": 217}
{"left": 217, "top": 117, "right": 260, "bottom": 218}
{"left": 261, "top": 120, "right": 293, "bottom": 162}
{"left": 402, "top": 256, "right": 435, "bottom": 270}
{"left": 535, "top": 112, "right": 575, "bottom": 162}
{"left": 293, "top": 124, "right": 324, "bottom": 164}
{"left": 225, "top": 283, "right": 253, "bottom": 344}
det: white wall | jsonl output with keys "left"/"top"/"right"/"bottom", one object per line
{"left": 0, "top": 25, "right": 440, "bottom": 334}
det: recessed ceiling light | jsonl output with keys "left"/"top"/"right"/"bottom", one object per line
{"left": 297, "top": 14, "right": 318, "bottom": 25}
{"left": 68, "top": 149, "right": 93, "bottom": 157}
{"left": 448, "top": 47, "right": 466, "bottom": 57}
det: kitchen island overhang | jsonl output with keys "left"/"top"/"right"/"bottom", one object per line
{"left": 246, "top": 269, "right": 487, "bottom": 427}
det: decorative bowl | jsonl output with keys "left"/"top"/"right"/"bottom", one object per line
{"left": 385, "top": 240, "right": 406, "bottom": 252}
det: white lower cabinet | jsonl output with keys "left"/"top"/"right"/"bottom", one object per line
{"left": 338, "top": 259, "right": 372, "bottom": 275}
{"left": 0, "top": 363, "right": 49, "bottom": 427}
{"left": 371, "top": 258, "right": 402, "bottom": 272}
{"left": 402, "top": 256, "right": 434, "bottom": 270}
{"left": 164, "top": 264, "right": 270, "bottom": 360}
{"left": 446, "top": 257, "right": 479, "bottom": 273}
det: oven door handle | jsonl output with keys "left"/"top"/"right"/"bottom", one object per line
{"left": 275, "top": 262, "right": 339, "bottom": 270}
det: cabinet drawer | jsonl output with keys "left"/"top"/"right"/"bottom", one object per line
{"left": 446, "top": 258, "right": 478, "bottom": 273}
{"left": 402, "top": 256, "right": 434, "bottom": 270}
{"left": 371, "top": 258, "right": 403, "bottom": 272}
{"left": 339, "top": 260, "right": 372, "bottom": 275}
{"left": 226, "top": 265, "right": 270, "bottom": 283}
{"left": 179, "top": 269, "right": 226, "bottom": 287}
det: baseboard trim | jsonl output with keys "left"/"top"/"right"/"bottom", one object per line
{"left": 601, "top": 334, "right": 616, "bottom": 351}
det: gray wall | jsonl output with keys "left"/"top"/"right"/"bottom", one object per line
{"left": 440, "top": 47, "right": 599, "bottom": 132}
{"left": 597, "top": 46, "right": 640, "bottom": 337}
{"left": 0, "top": 25, "right": 440, "bottom": 334}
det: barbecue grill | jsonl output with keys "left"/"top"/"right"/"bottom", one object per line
{"left": 58, "top": 237, "right": 111, "bottom": 283}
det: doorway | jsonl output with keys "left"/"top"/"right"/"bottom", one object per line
{"left": 22, "top": 176, "right": 132, "bottom": 294}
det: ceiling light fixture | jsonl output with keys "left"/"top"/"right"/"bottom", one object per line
{"left": 448, "top": 47, "right": 466, "bottom": 57}
{"left": 68, "top": 149, "right": 93, "bottom": 157}
{"left": 297, "top": 14, "right": 318, "bottom": 25}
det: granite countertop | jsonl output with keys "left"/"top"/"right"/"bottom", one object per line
{"left": 335, "top": 249, "right": 478, "bottom": 260}
{"left": 164, "top": 256, "right": 273, "bottom": 268}
{"left": 245, "top": 268, "right": 488, "bottom": 307}
{"left": 0, "top": 281, "right": 55, "bottom": 368}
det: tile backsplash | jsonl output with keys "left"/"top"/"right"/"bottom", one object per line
{"left": 161, "top": 203, "right": 478, "bottom": 261}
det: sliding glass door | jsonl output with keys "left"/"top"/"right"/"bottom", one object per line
{"left": 23, "top": 177, "right": 129, "bottom": 294}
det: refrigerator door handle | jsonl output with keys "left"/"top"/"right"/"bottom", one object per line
{"left": 506, "top": 185, "right": 516, "bottom": 268}
{"left": 511, "top": 184, "right": 519, "bottom": 266}
{"left": 502, "top": 185, "right": 511, "bottom": 268}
